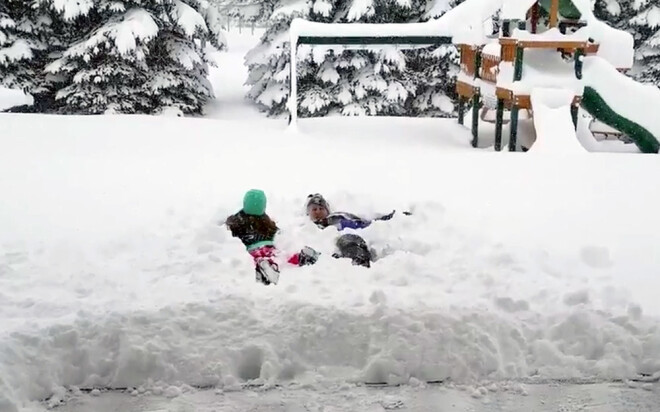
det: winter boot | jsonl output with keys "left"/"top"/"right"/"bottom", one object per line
{"left": 297, "top": 246, "right": 320, "bottom": 266}
{"left": 255, "top": 259, "right": 280, "bottom": 285}
{"left": 334, "top": 234, "right": 372, "bottom": 268}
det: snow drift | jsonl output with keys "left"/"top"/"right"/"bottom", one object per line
{"left": 1, "top": 112, "right": 660, "bottom": 411}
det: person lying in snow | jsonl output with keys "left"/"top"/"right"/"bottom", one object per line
{"left": 304, "top": 193, "right": 403, "bottom": 268}
{"left": 306, "top": 193, "right": 397, "bottom": 231}
{"left": 225, "top": 189, "right": 319, "bottom": 285}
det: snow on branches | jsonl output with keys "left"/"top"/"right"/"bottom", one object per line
{"left": 0, "top": 0, "right": 225, "bottom": 114}
{"left": 246, "top": 0, "right": 462, "bottom": 118}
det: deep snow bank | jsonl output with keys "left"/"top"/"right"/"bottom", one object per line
{"left": 1, "top": 114, "right": 660, "bottom": 411}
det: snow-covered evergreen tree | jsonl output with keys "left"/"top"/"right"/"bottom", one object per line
{"left": 594, "top": 0, "right": 660, "bottom": 88}
{"left": 631, "top": 1, "right": 660, "bottom": 87}
{"left": 297, "top": 0, "right": 430, "bottom": 118}
{"left": 0, "top": 0, "right": 64, "bottom": 110}
{"left": 3, "top": 0, "right": 225, "bottom": 114}
{"left": 247, "top": 0, "right": 461, "bottom": 118}
{"left": 245, "top": 0, "right": 310, "bottom": 117}
{"left": 43, "top": 0, "right": 225, "bottom": 114}
{"left": 411, "top": 0, "right": 462, "bottom": 117}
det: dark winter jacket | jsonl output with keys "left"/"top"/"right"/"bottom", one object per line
{"left": 225, "top": 210, "right": 278, "bottom": 250}
{"left": 315, "top": 210, "right": 395, "bottom": 231}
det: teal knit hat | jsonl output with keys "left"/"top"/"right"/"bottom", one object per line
{"left": 243, "top": 189, "right": 267, "bottom": 216}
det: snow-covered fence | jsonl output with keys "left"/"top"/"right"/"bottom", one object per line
{"left": 287, "top": 19, "right": 454, "bottom": 125}
{"left": 217, "top": 1, "right": 265, "bottom": 34}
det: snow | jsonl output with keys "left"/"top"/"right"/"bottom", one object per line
{"left": 171, "top": 0, "right": 209, "bottom": 38}
{"left": 512, "top": 27, "right": 590, "bottom": 42}
{"left": 50, "top": 0, "right": 94, "bottom": 21}
{"left": 2, "top": 111, "right": 660, "bottom": 411}
{"left": 583, "top": 55, "right": 660, "bottom": 141}
{"left": 113, "top": 9, "right": 160, "bottom": 55}
{"left": 47, "top": 8, "right": 159, "bottom": 63}
{"left": 0, "top": 88, "right": 32, "bottom": 110}
{"left": 501, "top": 0, "right": 536, "bottom": 20}
{"left": 312, "top": 0, "right": 334, "bottom": 17}
{"left": 56, "top": 381, "right": 660, "bottom": 412}
{"left": 571, "top": 0, "right": 635, "bottom": 69}
{"left": 499, "top": 49, "right": 584, "bottom": 95}
{"left": 528, "top": 87, "right": 586, "bottom": 153}
{"left": 346, "top": 0, "right": 375, "bottom": 21}
{"left": 631, "top": 5, "right": 660, "bottom": 29}
{"left": 482, "top": 41, "right": 500, "bottom": 56}
{"left": 0, "top": 16, "right": 16, "bottom": 29}
{"left": 0, "top": 39, "right": 33, "bottom": 64}
{"left": 271, "top": 0, "right": 310, "bottom": 20}
{"left": 586, "top": 20, "right": 634, "bottom": 69}
{"left": 426, "top": 0, "right": 500, "bottom": 43}
{"left": 2, "top": 22, "right": 660, "bottom": 412}
{"left": 289, "top": 18, "right": 453, "bottom": 40}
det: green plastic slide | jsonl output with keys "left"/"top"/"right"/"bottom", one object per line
{"left": 581, "top": 86, "right": 660, "bottom": 154}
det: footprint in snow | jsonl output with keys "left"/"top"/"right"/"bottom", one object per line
{"left": 580, "top": 246, "right": 613, "bottom": 269}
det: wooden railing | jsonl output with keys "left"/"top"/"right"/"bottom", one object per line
{"left": 480, "top": 53, "right": 500, "bottom": 82}
{"left": 500, "top": 38, "right": 517, "bottom": 62}
{"left": 460, "top": 44, "right": 477, "bottom": 77}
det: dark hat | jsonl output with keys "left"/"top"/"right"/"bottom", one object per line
{"left": 305, "top": 193, "right": 330, "bottom": 214}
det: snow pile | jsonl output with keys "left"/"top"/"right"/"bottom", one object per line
{"left": 512, "top": 27, "right": 589, "bottom": 42}
{"left": 528, "top": 87, "right": 586, "bottom": 153}
{"left": 0, "top": 87, "right": 31, "bottom": 110}
{"left": 1, "top": 112, "right": 660, "bottom": 411}
{"left": 427, "top": 0, "right": 500, "bottom": 44}
{"left": 583, "top": 56, "right": 660, "bottom": 140}
{"left": 571, "top": 0, "right": 635, "bottom": 69}
{"left": 497, "top": 49, "right": 583, "bottom": 95}
{"left": 500, "top": 0, "right": 535, "bottom": 20}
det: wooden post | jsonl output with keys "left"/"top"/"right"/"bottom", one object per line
{"left": 458, "top": 97, "right": 466, "bottom": 125}
{"left": 514, "top": 46, "right": 524, "bottom": 81}
{"left": 495, "top": 98, "right": 505, "bottom": 151}
{"left": 509, "top": 105, "right": 519, "bottom": 151}
{"left": 474, "top": 48, "right": 482, "bottom": 79}
{"left": 574, "top": 48, "right": 584, "bottom": 79}
{"left": 531, "top": 3, "right": 539, "bottom": 33}
{"left": 471, "top": 92, "right": 480, "bottom": 147}
{"left": 549, "top": 0, "right": 559, "bottom": 28}
{"left": 502, "top": 20, "right": 512, "bottom": 37}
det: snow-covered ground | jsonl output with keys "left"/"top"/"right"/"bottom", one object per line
{"left": 1, "top": 29, "right": 659, "bottom": 412}
{"left": 0, "top": 88, "right": 32, "bottom": 111}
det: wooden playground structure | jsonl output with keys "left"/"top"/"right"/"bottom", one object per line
{"left": 455, "top": 0, "right": 601, "bottom": 151}
{"left": 288, "top": 0, "right": 659, "bottom": 153}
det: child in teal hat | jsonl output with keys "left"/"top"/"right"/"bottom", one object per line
{"left": 225, "top": 189, "right": 319, "bottom": 285}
